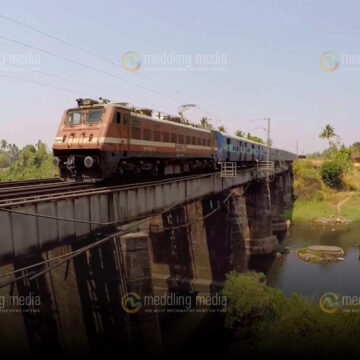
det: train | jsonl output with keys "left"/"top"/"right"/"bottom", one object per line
{"left": 52, "top": 98, "right": 297, "bottom": 181}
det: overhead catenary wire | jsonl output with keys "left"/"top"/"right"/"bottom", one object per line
{"left": 0, "top": 73, "right": 96, "bottom": 97}
{"left": 0, "top": 60, "right": 176, "bottom": 114}
{"left": 0, "top": 13, "right": 268, "bottom": 132}
{"left": 0, "top": 13, "right": 238, "bottom": 123}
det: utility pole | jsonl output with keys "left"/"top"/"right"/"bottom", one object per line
{"left": 264, "top": 117, "right": 271, "bottom": 182}
{"left": 264, "top": 117, "right": 271, "bottom": 203}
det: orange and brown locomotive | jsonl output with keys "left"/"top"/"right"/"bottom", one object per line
{"left": 53, "top": 99, "right": 217, "bottom": 180}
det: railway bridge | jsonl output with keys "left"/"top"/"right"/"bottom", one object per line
{"left": 0, "top": 163, "right": 294, "bottom": 355}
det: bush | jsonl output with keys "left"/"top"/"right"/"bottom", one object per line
{"left": 293, "top": 160, "right": 322, "bottom": 200}
{"left": 222, "top": 272, "right": 360, "bottom": 356}
{"left": 321, "top": 161, "right": 343, "bottom": 188}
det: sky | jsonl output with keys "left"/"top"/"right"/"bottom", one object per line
{"left": 0, "top": 0, "right": 359, "bottom": 154}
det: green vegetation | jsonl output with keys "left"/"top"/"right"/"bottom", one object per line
{"left": 320, "top": 161, "right": 343, "bottom": 188}
{"left": 292, "top": 125, "right": 360, "bottom": 221}
{"left": 200, "top": 117, "right": 213, "bottom": 129}
{"left": 223, "top": 272, "right": 360, "bottom": 355}
{"left": 0, "top": 139, "right": 58, "bottom": 181}
{"left": 292, "top": 200, "right": 336, "bottom": 222}
{"left": 246, "top": 133, "right": 264, "bottom": 144}
{"left": 235, "top": 130, "right": 245, "bottom": 138}
{"left": 319, "top": 123, "right": 336, "bottom": 149}
{"left": 218, "top": 125, "right": 226, "bottom": 133}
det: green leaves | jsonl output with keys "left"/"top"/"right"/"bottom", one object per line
{"left": 321, "top": 161, "right": 343, "bottom": 188}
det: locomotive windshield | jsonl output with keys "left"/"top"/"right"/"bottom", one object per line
{"left": 66, "top": 110, "right": 82, "bottom": 125}
{"left": 85, "top": 109, "right": 103, "bottom": 123}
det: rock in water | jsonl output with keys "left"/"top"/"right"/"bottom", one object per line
{"left": 297, "top": 245, "right": 344, "bottom": 263}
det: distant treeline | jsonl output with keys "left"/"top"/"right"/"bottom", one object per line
{"left": 0, "top": 139, "right": 58, "bottom": 181}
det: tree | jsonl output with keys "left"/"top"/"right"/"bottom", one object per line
{"left": 218, "top": 125, "right": 226, "bottom": 133}
{"left": 319, "top": 124, "right": 336, "bottom": 149}
{"left": 235, "top": 130, "right": 245, "bottom": 138}
{"left": 247, "top": 133, "right": 264, "bottom": 144}
{"left": 200, "top": 117, "right": 212, "bottom": 129}
{"left": 1, "top": 139, "right": 8, "bottom": 151}
{"left": 321, "top": 161, "right": 343, "bottom": 188}
{"left": 8, "top": 144, "right": 19, "bottom": 163}
{"left": 351, "top": 141, "right": 360, "bottom": 154}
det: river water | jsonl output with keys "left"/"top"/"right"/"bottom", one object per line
{"left": 251, "top": 223, "right": 360, "bottom": 297}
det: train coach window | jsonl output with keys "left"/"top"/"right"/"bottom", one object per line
{"left": 207, "top": 139, "right": 210, "bottom": 146}
{"left": 143, "top": 129, "right": 152, "bottom": 140}
{"left": 66, "top": 111, "right": 81, "bottom": 125}
{"left": 154, "top": 130, "right": 161, "bottom": 141}
{"left": 191, "top": 137, "right": 196, "bottom": 145}
{"left": 186, "top": 136, "right": 190, "bottom": 144}
{"left": 197, "top": 138, "right": 201, "bottom": 146}
{"left": 202, "top": 138, "right": 206, "bottom": 146}
{"left": 85, "top": 109, "right": 103, "bottom": 123}
{"left": 179, "top": 135, "right": 184, "bottom": 144}
{"left": 131, "top": 127, "right": 141, "bottom": 139}
{"left": 163, "top": 132, "right": 170, "bottom": 142}
{"left": 171, "top": 133, "right": 177, "bottom": 143}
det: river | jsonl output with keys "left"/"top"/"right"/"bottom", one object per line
{"left": 251, "top": 223, "right": 360, "bottom": 297}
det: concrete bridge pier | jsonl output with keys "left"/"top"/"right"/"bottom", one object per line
{"left": 119, "top": 232, "right": 162, "bottom": 354}
{"left": 282, "top": 170, "right": 294, "bottom": 209}
{"left": 270, "top": 175, "right": 288, "bottom": 240}
{"left": 244, "top": 180, "right": 278, "bottom": 255}
{"left": 149, "top": 200, "right": 215, "bottom": 297}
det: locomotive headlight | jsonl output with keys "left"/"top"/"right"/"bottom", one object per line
{"left": 84, "top": 156, "right": 94, "bottom": 168}
{"left": 53, "top": 157, "right": 60, "bottom": 166}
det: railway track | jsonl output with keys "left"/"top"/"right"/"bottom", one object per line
{"left": 0, "top": 171, "right": 222, "bottom": 208}
{"left": 0, "top": 181, "right": 95, "bottom": 202}
{"left": 0, "top": 177, "right": 61, "bottom": 189}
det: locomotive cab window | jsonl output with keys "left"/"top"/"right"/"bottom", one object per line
{"left": 85, "top": 109, "right": 103, "bottom": 123}
{"left": 66, "top": 111, "right": 81, "bottom": 125}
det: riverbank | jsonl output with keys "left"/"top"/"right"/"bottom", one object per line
{"left": 291, "top": 192, "right": 360, "bottom": 222}
{"left": 291, "top": 159, "right": 360, "bottom": 223}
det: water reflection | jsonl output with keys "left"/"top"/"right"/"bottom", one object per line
{"left": 252, "top": 223, "right": 360, "bottom": 297}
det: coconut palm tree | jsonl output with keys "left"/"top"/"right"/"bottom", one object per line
{"left": 319, "top": 124, "right": 336, "bottom": 148}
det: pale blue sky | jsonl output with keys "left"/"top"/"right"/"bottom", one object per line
{"left": 0, "top": 0, "right": 358, "bottom": 153}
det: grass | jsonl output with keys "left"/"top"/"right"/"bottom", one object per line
{"left": 292, "top": 160, "right": 360, "bottom": 222}
{"left": 291, "top": 200, "right": 337, "bottom": 222}
{"left": 339, "top": 192, "right": 360, "bottom": 221}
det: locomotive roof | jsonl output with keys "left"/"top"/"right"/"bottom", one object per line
{"left": 70, "top": 101, "right": 295, "bottom": 154}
